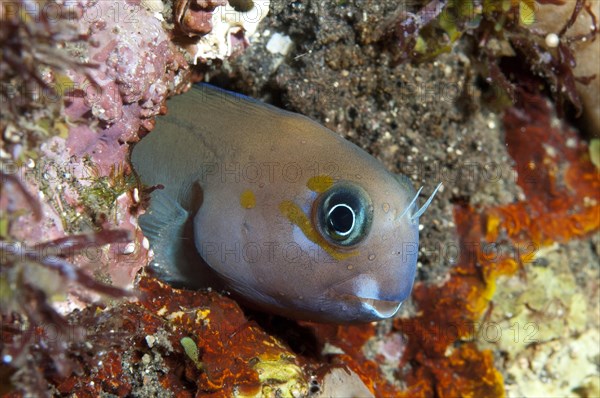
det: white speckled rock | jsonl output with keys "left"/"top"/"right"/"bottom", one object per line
{"left": 318, "top": 368, "right": 374, "bottom": 398}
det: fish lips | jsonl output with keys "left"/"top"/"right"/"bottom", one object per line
{"left": 327, "top": 273, "right": 413, "bottom": 321}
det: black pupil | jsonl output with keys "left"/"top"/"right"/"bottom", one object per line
{"left": 328, "top": 205, "right": 354, "bottom": 235}
{"left": 316, "top": 182, "right": 372, "bottom": 246}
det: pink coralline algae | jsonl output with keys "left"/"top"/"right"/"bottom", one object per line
{"left": 65, "top": 0, "right": 188, "bottom": 173}
{"left": 1, "top": 0, "right": 194, "bottom": 305}
{"left": 1, "top": 0, "right": 268, "bottom": 306}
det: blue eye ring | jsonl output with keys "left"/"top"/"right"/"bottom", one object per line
{"left": 314, "top": 182, "right": 373, "bottom": 247}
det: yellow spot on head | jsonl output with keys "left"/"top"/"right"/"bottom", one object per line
{"left": 240, "top": 189, "right": 256, "bottom": 209}
{"left": 307, "top": 175, "right": 334, "bottom": 193}
{"left": 278, "top": 200, "right": 359, "bottom": 261}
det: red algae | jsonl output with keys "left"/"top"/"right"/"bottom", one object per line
{"left": 390, "top": 91, "right": 598, "bottom": 397}
{"left": 421, "top": 343, "right": 505, "bottom": 398}
{"left": 20, "top": 277, "right": 305, "bottom": 397}
{"left": 488, "top": 92, "right": 600, "bottom": 246}
{"left": 137, "top": 277, "right": 305, "bottom": 396}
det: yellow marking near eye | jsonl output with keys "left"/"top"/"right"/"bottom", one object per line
{"left": 240, "top": 189, "right": 256, "bottom": 209}
{"left": 307, "top": 175, "right": 334, "bottom": 193}
{"left": 278, "top": 200, "right": 359, "bottom": 261}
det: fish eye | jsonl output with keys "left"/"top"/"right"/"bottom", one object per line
{"left": 315, "top": 182, "right": 373, "bottom": 246}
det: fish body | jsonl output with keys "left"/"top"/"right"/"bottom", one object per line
{"left": 132, "top": 84, "right": 426, "bottom": 323}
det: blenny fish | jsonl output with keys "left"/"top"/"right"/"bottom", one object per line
{"left": 131, "top": 84, "right": 440, "bottom": 323}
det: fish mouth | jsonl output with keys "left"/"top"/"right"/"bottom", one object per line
{"left": 327, "top": 274, "right": 406, "bottom": 320}
{"left": 355, "top": 296, "right": 402, "bottom": 319}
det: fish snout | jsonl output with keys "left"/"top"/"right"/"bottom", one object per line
{"left": 328, "top": 272, "right": 414, "bottom": 320}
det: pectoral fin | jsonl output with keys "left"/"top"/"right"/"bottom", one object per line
{"left": 139, "top": 188, "right": 218, "bottom": 288}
